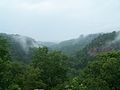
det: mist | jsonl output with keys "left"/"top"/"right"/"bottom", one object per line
{"left": 112, "top": 32, "right": 120, "bottom": 43}
{"left": 0, "top": 0, "right": 120, "bottom": 41}
{"left": 11, "top": 35, "right": 40, "bottom": 53}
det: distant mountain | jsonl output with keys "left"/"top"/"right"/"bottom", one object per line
{"left": 0, "top": 33, "right": 42, "bottom": 63}
{"left": 38, "top": 41, "right": 56, "bottom": 47}
{"left": 75, "top": 31, "right": 120, "bottom": 68}
{"left": 0, "top": 33, "right": 58, "bottom": 63}
{"left": 46, "top": 31, "right": 120, "bottom": 69}
{"left": 50, "top": 34, "right": 99, "bottom": 55}
{"left": 81, "top": 31, "right": 120, "bottom": 57}
{"left": 1, "top": 31, "right": 120, "bottom": 64}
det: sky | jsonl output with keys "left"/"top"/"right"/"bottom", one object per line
{"left": 0, "top": 0, "right": 120, "bottom": 42}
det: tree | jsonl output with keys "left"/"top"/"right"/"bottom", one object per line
{"left": 0, "top": 36, "right": 10, "bottom": 60}
{"left": 67, "top": 51, "right": 120, "bottom": 90}
{"left": 31, "top": 47, "right": 68, "bottom": 89}
{"left": 0, "top": 36, "right": 24, "bottom": 90}
{"left": 23, "top": 66, "right": 46, "bottom": 90}
{"left": 0, "top": 36, "right": 12, "bottom": 89}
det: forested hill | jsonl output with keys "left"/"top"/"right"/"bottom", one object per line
{"left": 49, "top": 31, "right": 120, "bottom": 57}
{"left": 73, "top": 31, "right": 120, "bottom": 69}
{"left": 0, "top": 33, "right": 57, "bottom": 63}
{"left": 0, "top": 31, "right": 120, "bottom": 63}
{"left": 76, "top": 31, "right": 120, "bottom": 59}
{"left": 50, "top": 34, "right": 99, "bottom": 55}
{"left": 1, "top": 31, "right": 120, "bottom": 90}
{"left": 0, "top": 33, "right": 41, "bottom": 63}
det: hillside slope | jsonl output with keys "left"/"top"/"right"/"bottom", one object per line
{"left": 0, "top": 33, "right": 41, "bottom": 63}
{"left": 50, "top": 34, "right": 99, "bottom": 55}
{"left": 75, "top": 31, "right": 120, "bottom": 69}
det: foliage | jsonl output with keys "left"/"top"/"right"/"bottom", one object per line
{"left": 23, "top": 66, "right": 46, "bottom": 90}
{"left": 0, "top": 36, "right": 25, "bottom": 90}
{"left": 67, "top": 51, "right": 120, "bottom": 90}
{"left": 1, "top": 31, "right": 120, "bottom": 90}
{"left": 30, "top": 47, "right": 69, "bottom": 89}
{"left": 51, "top": 34, "right": 98, "bottom": 55}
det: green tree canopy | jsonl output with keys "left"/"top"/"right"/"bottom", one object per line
{"left": 27, "top": 47, "right": 69, "bottom": 90}
{"left": 67, "top": 51, "right": 120, "bottom": 90}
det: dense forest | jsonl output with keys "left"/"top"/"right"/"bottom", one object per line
{"left": 0, "top": 31, "right": 120, "bottom": 90}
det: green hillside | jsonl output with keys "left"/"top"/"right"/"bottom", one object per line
{"left": 0, "top": 31, "right": 120, "bottom": 90}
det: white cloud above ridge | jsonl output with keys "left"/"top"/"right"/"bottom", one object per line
{"left": 0, "top": 0, "right": 93, "bottom": 13}
{"left": 1, "top": 0, "right": 119, "bottom": 16}
{"left": 0, "top": 0, "right": 120, "bottom": 41}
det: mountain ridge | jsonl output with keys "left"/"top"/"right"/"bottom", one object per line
{"left": 0, "top": 31, "right": 120, "bottom": 63}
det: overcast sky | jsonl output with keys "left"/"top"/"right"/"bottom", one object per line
{"left": 0, "top": 0, "right": 120, "bottom": 41}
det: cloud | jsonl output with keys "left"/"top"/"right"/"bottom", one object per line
{"left": 0, "top": 0, "right": 120, "bottom": 41}
{"left": 0, "top": 0, "right": 93, "bottom": 14}
{"left": 16, "top": 1, "right": 56, "bottom": 13}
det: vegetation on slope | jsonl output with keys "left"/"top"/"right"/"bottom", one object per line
{"left": 0, "top": 31, "right": 120, "bottom": 90}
